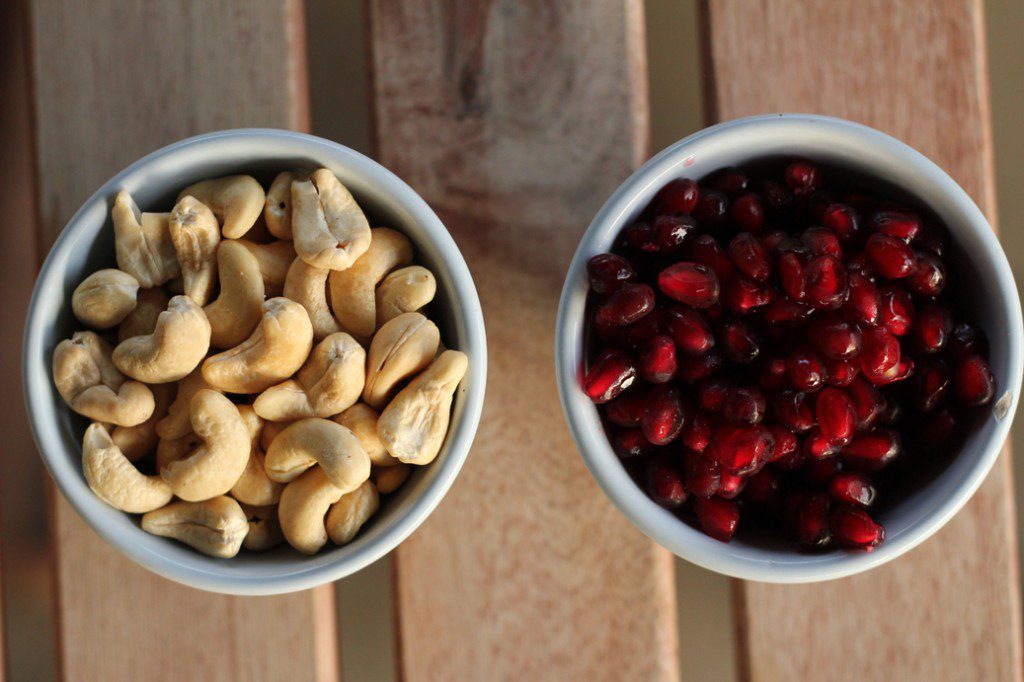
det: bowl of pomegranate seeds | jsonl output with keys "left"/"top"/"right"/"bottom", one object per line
{"left": 555, "top": 114, "right": 1023, "bottom": 582}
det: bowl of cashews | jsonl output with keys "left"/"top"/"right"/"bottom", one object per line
{"left": 23, "top": 129, "right": 487, "bottom": 595}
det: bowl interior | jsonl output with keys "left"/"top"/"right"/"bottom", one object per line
{"left": 558, "top": 115, "right": 1022, "bottom": 581}
{"left": 24, "top": 130, "right": 486, "bottom": 594}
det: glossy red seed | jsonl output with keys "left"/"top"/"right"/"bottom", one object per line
{"left": 676, "top": 351, "right": 722, "bottom": 384}
{"left": 804, "top": 428, "right": 839, "bottom": 460}
{"left": 767, "top": 424, "right": 798, "bottom": 461}
{"left": 872, "top": 356, "right": 915, "bottom": 386}
{"left": 808, "top": 190, "right": 838, "bottom": 221}
{"left": 722, "top": 277, "right": 774, "bottom": 315}
{"left": 658, "top": 263, "right": 720, "bottom": 308}
{"left": 666, "top": 306, "right": 715, "bottom": 355}
{"left": 830, "top": 506, "right": 884, "bottom": 549}
{"left": 682, "top": 412, "right": 711, "bottom": 452}
{"left": 637, "top": 334, "right": 677, "bottom": 383}
{"left": 711, "top": 167, "right": 750, "bottom": 197}
{"left": 795, "top": 494, "right": 832, "bottom": 548}
{"left": 583, "top": 349, "right": 637, "bottom": 403}
{"left": 641, "top": 385, "right": 687, "bottom": 445}
{"left": 621, "top": 307, "right": 666, "bottom": 349}
{"left": 955, "top": 354, "right": 995, "bottom": 406}
{"left": 785, "top": 161, "right": 822, "bottom": 196}
{"left": 778, "top": 252, "right": 807, "bottom": 302}
{"left": 761, "top": 180, "right": 793, "bottom": 212}
{"left": 693, "top": 496, "right": 740, "bottom": 542}
{"left": 809, "top": 316, "right": 862, "bottom": 360}
{"left": 605, "top": 389, "right": 648, "bottom": 427}
{"left": 823, "top": 358, "right": 859, "bottom": 386}
{"left": 596, "top": 283, "right": 655, "bottom": 327}
{"left": 760, "top": 358, "right": 788, "bottom": 392}
{"left": 728, "top": 232, "right": 772, "bottom": 282}
{"left": 821, "top": 203, "right": 861, "bottom": 241}
{"left": 761, "top": 297, "right": 813, "bottom": 326}
{"left": 869, "top": 210, "right": 921, "bottom": 242}
{"left": 846, "top": 378, "right": 887, "bottom": 429}
{"left": 743, "top": 469, "right": 781, "bottom": 505}
{"left": 651, "top": 213, "right": 696, "bottom": 253}
{"left": 804, "top": 454, "right": 842, "bottom": 487}
{"left": 723, "top": 386, "right": 766, "bottom": 425}
{"left": 720, "top": 319, "right": 761, "bottom": 364}
{"left": 949, "top": 322, "right": 987, "bottom": 360}
{"left": 841, "top": 429, "right": 901, "bottom": 470}
{"left": 686, "top": 234, "right": 735, "bottom": 281}
{"left": 913, "top": 360, "right": 950, "bottom": 411}
{"left": 683, "top": 450, "right": 721, "bottom": 498}
{"left": 829, "top": 472, "right": 876, "bottom": 507}
{"left": 731, "top": 193, "right": 766, "bottom": 232}
{"left": 773, "top": 390, "right": 816, "bottom": 433}
{"left": 914, "top": 303, "right": 952, "bottom": 354}
{"left": 623, "top": 221, "right": 657, "bottom": 252}
{"left": 698, "top": 379, "right": 731, "bottom": 413}
{"left": 906, "top": 251, "right": 946, "bottom": 297}
{"left": 879, "top": 287, "right": 915, "bottom": 337}
{"left": 718, "top": 470, "right": 746, "bottom": 499}
{"left": 842, "top": 272, "right": 881, "bottom": 325}
{"left": 816, "top": 387, "right": 856, "bottom": 444}
{"left": 786, "top": 349, "right": 826, "bottom": 392}
{"left": 655, "top": 178, "right": 700, "bottom": 215}
{"left": 804, "top": 255, "right": 849, "bottom": 309}
{"left": 866, "top": 233, "right": 916, "bottom": 279}
{"left": 859, "top": 326, "right": 901, "bottom": 383}
{"left": 802, "top": 227, "right": 842, "bottom": 259}
{"left": 612, "top": 428, "right": 652, "bottom": 458}
{"left": 693, "top": 189, "right": 729, "bottom": 224}
{"left": 587, "top": 253, "right": 635, "bottom": 294}
{"left": 645, "top": 458, "right": 687, "bottom": 509}
{"left": 714, "top": 423, "right": 774, "bottom": 475}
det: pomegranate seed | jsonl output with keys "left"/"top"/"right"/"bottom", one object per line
{"left": 645, "top": 458, "right": 687, "bottom": 509}
{"left": 823, "top": 358, "right": 858, "bottom": 387}
{"left": 809, "top": 316, "right": 862, "bottom": 360}
{"left": 641, "top": 386, "right": 687, "bottom": 445}
{"left": 778, "top": 252, "right": 807, "bottom": 301}
{"left": 743, "top": 469, "right": 781, "bottom": 505}
{"left": 683, "top": 450, "right": 721, "bottom": 498}
{"left": 842, "top": 272, "right": 881, "bottom": 325}
{"left": 612, "top": 428, "right": 652, "bottom": 459}
{"left": 785, "top": 161, "right": 822, "bottom": 196}
{"left": 655, "top": 178, "right": 699, "bottom": 215}
{"left": 686, "top": 234, "right": 735, "bottom": 281}
{"left": 722, "top": 277, "right": 774, "bottom": 315}
{"left": 816, "top": 387, "right": 856, "bottom": 444}
{"left": 917, "top": 226, "right": 948, "bottom": 257}
{"left": 804, "top": 255, "right": 849, "bottom": 309}
{"left": 866, "top": 234, "right": 916, "bottom": 279}
{"left": 879, "top": 287, "right": 915, "bottom": 336}
{"left": 842, "top": 191, "right": 878, "bottom": 215}
{"left": 830, "top": 506, "right": 884, "bottom": 550}
{"left": 723, "top": 386, "right": 766, "bottom": 425}
{"left": 950, "top": 322, "right": 987, "bottom": 360}
{"left": 731, "top": 193, "right": 766, "bottom": 232}
{"left": 623, "top": 222, "right": 657, "bottom": 252}
{"left": 693, "top": 189, "right": 729, "bottom": 225}
{"left": 841, "top": 429, "right": 901, "bottom": 470}
{"left": 677, "top": 351, "right": 722, "bottom": 383}
{"left": 583, "top": 349, "right": 637, "bottom": 403}
{"left": 804, "top": 428, "right": 839, "bottom": 459}
{"left": 848, "top": 377, "right": 893, "bottom": 426}
{"left": 721, "top": 319, "right": 761, "bottom": 364}
{"left": 802, "top": 227, "right": 842, "bottom": 259}
{"left": 954, "top": 354, "right": 995, "bottom": 406}
{"left": 728, "top": 233, "right": 772, "bottom": 282}
{"left": 821, "top": 203, "right": 861, "bottom": 241}
{"left": 762, "top": 230, "right": 788, "bottom": 250}
{"left": 682, "top": 412, "right": 711, "bottom": 452}
{"left": 774, "top": 390, "right": 815, "bottom": 433}
{"left": 596, "top": 283, "right": 655, "bottom": 326}
{"left": 693, "top": 497, "right": 740, "bottom": 542}
{"left": 869, "top": 210, "right": 921, "bottom": 242}
{"left": 587, "top": 253, "right": 635, "bottom": 294}
{"left": 651, "top": 213, "right": 696, "bottom": 253}
{"left": 714, "top": 423, "right": 775, "bottom": 475}
{"left": 637, "top": 334, "right": 677, "bottom": 383}
{"left": 666, "top": 307, "right": 715, "bottom": 355}
{"left": 808, "top": 190, "right": 838, "bottom": 221}
{"left": 787, "top": 349, "right": 827, "bottom": 392}
{"left": 877, "top": 397, "right": 903, "bottom": 426}
{"left": 718, "top": 470, "right": 746, "bottom": 499}
{"left": 913, "top": 360, "right": 950, "bottom": 411}
{"left": 698, "top": 379, "right": 731, "bottom": 412}
{"left": 621, "top": 307, "right": 666, "bottom": 349}
{"left": 872, "top": 356, "right": 914, "bottom": 386}
{"left": 805, "top": 454, "right": 843, "bottom": 486}
{"left": 906, "top": 251, "right": 946, "bottom": 297}
{"left": 795, "top": 494, "right": 832, "bottom": 548}
{"left": 914, "top": 303, "right": 952, "bottom": 354}
{"left": 768, "top": 425, "right": 798, "bottom": 461}
{"left": 773, "top": 448, "right": 807, "bottom": 472}
{"left": 761, "top": 297, "right": 813, "bottom": 326}
{"left": 760, "top": 358, "right": 788, "bottom": 392}
{"left": 761, "top": 180, "right": 793, "bottom": 213}
{"left": 919, "top": 408, "right": 956, "bottom": 448}
{"left": 605, "top": 389, "right": 648, "bottom": 427}
{"left": 829, "top": 472, "right": 876, "bottom": 507}
{"left": 710, "top": 167, "right": 750, "bottom": 197}
{"left": 658, "top": 263, "right": 720, "bottom": 308}
{"left": 859, "top": 326, "right": 901, "bottom": 383}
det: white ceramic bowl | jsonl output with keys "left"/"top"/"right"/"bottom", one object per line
{"left": 24, "top": 129, "right": 487, "bottom": 595}
{"left": 556, "top": 114, "right": 1023, "bottom": 582}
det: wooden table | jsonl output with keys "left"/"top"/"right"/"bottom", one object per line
{"left": 2, "top": 1, "right": 1019, "bottom": 680}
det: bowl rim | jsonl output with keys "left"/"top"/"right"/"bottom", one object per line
{"left": 555, "top": 113, "right": 1023, "bottom": 583}
{"left": 23, "top": 128, "right": 487, "bottom": 595}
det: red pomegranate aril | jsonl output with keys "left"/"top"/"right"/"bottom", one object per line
{"left": 761, "top": 180, "right": 793, "bottom": 212}
{"left": 774, "top": 390, "right": 816, "bottom": 433}
{"left": 920, "top": 408, "right": 957, "bottom": 448}
{"left": 683, "top": 450, "right": 721, "bottom": 498}
{"left": 612, "top": 428, "right": 652, "bottom": 459}
{"left": 955, "top": 354, "right": 995, "bottom": 406}
{"left": 906, "top": 251, "right": 946, "bottom": 297}
{"left": 795, "top": 494, "right": 832, "bottom": 548}
{"left": 841, "top": 429, "right": 901, "bottom": 470}
{"left": 849, "top": 377, "right": 894, "bottom": 427}
{"left": 866, "top": 233, "right": 916, "bottom": 279}
{"left": 637, "top": 335, "right": 677, "bottom": 383}
{"left": 829, "top": 472, "right": 876, "bottom": 508}
{"left": 842, "top": 272, "right": 881, "bottom": 325}
{"left": 605, "top": 389, "right": 648, "bottom": 427}
{"left": 869, "top": 210, "right": 921, "bottom": 242}
{"left": 743, "top": 469, "right": 781, "bottom": 505}
{"left": 711, "top": 167, "right": 750, "bottom": 197}
{"left": 785, "top": 161, "right": 822, "bottom": 196}
{"left": 773, "top": 448, "right": 807, "bottom": 472}
{"left": 872, "top": 356, "right": 914, "bottom": 386}
{"left": 778, "top": 252, "right": 807, "bottom": 302}
{"left": 761, "top": 297, "right": 813, "bottom": 326}
{"left": 596, "top": 283, "right": 655, "bottom": 327}
{"left": 830, "top": 506, "right": 884, "bottom": 550}
{"left": 687, "top": 234, "right": 735, "bottom": 281}
{"left": 714, "top": 423, "right": 774, "bottom": 475}
{"left": 949, "top": 322, "right": 987, "bottom": 360}
{"left": 583, "top": 349, "right": 637, "bottom": 403}
{"left": 823, "top": 358, "right": 858, "bottom": 387}
{"left": 655, "top": 178, "right": 699, "bottom": 215}
{"left": 809, "top": 316, "right": 862, "bottom": 360}
{"left": 804, "top": 428, "right": 839, "bottom": 459}
{"left": 808, "top": 190, "right": 838, "bottom": 221}
{"left": 728, "top": 232, "right": 772, "bottom": 282}
{"left": 682, "top": 412, "right": 711, "bottom": 452}
{"left": 641, "top": 386, "right": 687, "bottom": 445}
{"left": 723, "top": 386, "right": 766, "bottom": 425}
{"left": 731, "top": 193, "right": 766, "bottom": 232}
{"left": 621, "top": 307, "right": 666, "bottom": 349}
{"left": 804, "top": 255, "right": 849, "bottom": 309}
{"left": 593, "top": 317, "right": 623, "bottom": 346}
{"left": 658, "top": 262, "right": 720, "bottom": 308}
{"left": 821, "top": 203, "right": 861, "bottom": 242}
{"left": 804, "top": 454, "right": 842, "bottom": 486}
{"left": 913, "top": 360, "right": 950, "bottom": 411}
{"left": 721, "top": 319, "right": 761, "bottom": 364}
{"left": 718, "top": 470, "right": 746, "bottom": 499}
{"left": 768, "top": 424, "right": 798, "bottom": 461}
{"left": 723, "top": 277, "right": 775, "bottom": 315}
{"left": 651, "top": 213, "right": 696, "bottom": 253}
{"left": 693, "top": 189, "right": 729, "bottom": 225}
{"left": 816, "top": 387, "right": 856, "bottom": 444}
{"left": 645, "top": 458, "right": 687, "bottom": 509}
{"left": 859, "top": 326, "right": 901, "bottom": 382}
{"left": 666, "top": 306, "right": 715, "bottom": 355}
{"left": 677, "top": 351, "right": 722, "bottom": 383}
{"left": 802, "top": 227, "right": 842, "bottom": 259}
{"left": 587, "top": 253, "right": 635, "bottom": 294}
{"left": 760, "top": 358, "right": 788, "bottom": 392}
{"left": 693, "top": 497, "right": 740, "bottom": 542}
{"left": 879, "top": 287, "right": 915, "bottom": 337}
{"left": 786, "top": 349, "right": 827, "bottom": 392}
{"left": 623, "top": 221, "right": 657, "bottom": 252}
{"left": 914, "top": 303, "right": 952, "bottom": 354}
{"left": 698, "top": 379, "right": 731, "bottom": 413}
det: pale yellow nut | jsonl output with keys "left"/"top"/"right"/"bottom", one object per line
{"left": 328, "top": 227, "right": 413, "bottom": 343}
{"left": 264, "top": 418, "right": 370, "bottom": 493}
{"left": 72, "top": 269, "right": 140, "bottom": 330}
{"left": 203, "top": 240, "right": 266, "bottom": 349}
{"left": 326, "top": 481, "right": 379, "bottom": 545}
{"left": 155, "top": 430, "right": 202, "bottom": 472}
{"left": 244, "top": 213, "right": 276, "bottom": 243}
{"left": 155, "top": 368, "right": 214, "bottom": 440}
{"left": 118, "top": 287, "right": 169, "bottom": 342}
{"left": 178, "top": 175, "right": 265, "bottom": 239}
{"left": 142, "top": 496, "right": 249, "bottom": 558}
{"left": 53, "top": 331, "right": 155, "bottom": 427}
{"left": 158, "top": 390, "right": 250, "bottom": 502}
{"left": 202, "top": 297, "right": 313, "bottom": 394}
{"left": 378, "top": 350, "right": 468, "bottom": 465}
{"left": 373, "top": 462, "right": 410, "bottom": 494}
{"left": 169, "top": 196, "right": 221, "bottom": 306}
{"left": 235, "top": 239, "right": 295, "bottom": 297}
{"left": 259, "top": 419, "right": 290, "bottom": 453}
{"left": 83, "top": 422, "right": 173, "bottom": 513}
{"left": 112, "top": 190, "right": 180, "bottom": 288}
{"left": 363, "top": 312, "right": 439, "bottom": 410}
{"left": 111, "top": 382, "right": 175, "bottom": 462}
{"left": 291, "top": 169, "right": 371, "bottom": 270}
{"left": 264, "top": 171, "right": 302, "bottom": 239}
{"left": 375, "top": 265, "right": 436, "bottom": 328}
{"left": 239, "top": 503, "right": 284, "bottom": 551}
{"left": 283, "top": 257, "right": 341, "bottom": 340}
{"left": 333, "top": 403, "right": 396, "bottom": 467}
{"left": 278, "top": 466, "right": 345, "bottom": 554}
{"left": 230, "top": 406, "right": 284, "bottom": 506}
{"left": 113, "top": 295, "right": 211, "bottom": 384}
{"left": 254, "top": 332, "right": 365, "bottom": 421}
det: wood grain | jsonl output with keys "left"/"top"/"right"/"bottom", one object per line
{"left": 369, "top": 2, "right": 679, "bottom": 680}
{"left": 703, "top": 2, "right": 1023, "bottom": 680}
{"left": 28, "top": 2, "right": 338, "bottom": 680}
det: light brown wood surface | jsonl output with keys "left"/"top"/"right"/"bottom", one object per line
{"left": 704, "top": 1, "right": 1023, "bottom": 680}
{"left": 369, "top": 1, "right": 680, "bottom": 680}
{"left": 27, "top": 2, "right": 338, "bottom": 680}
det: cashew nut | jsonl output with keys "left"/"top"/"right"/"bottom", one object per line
{"left": 53, "top": 331, "right": 154, "bottom": 426}
{"left": 111, "top": 382, "right": 175, "bottom": 462}
{"left": 177, "top": 175, "right": 265, "bottom": 239}
{"left": 328, "top": 228, "right": 413, "bottom": 343}
{"left": 264, "top": 171, "right": 302, "bottom": 239}
{"left": 112, "top": 190, "right": 180, "bottom": 287}
{"left": 169, "top": 196, "right": 221, "bottom": 306}
{"left": 373, "top": 463, "right": 411, "bottom": 494}
{"left": 141, "top": 496, "right": 249, "bottom": 558}
{"left": 333, "top": 403, "right": 396, "bottom": 467}
{"left": 155, "top": 430, "right": 202, "bottom": 472}
{"left": 363, "top": 312, "right": 440, "bottom": 409}
{"left": 112, "top": 295, "right": 211, "bottom": 384}
{"left": 259, "top": 419, "right": 290, "bottom": 453}
{"left": 376, "top": 266, "right": 436, "bottom": 327}
{"left": 165, "top": 276, "right": 185, "bottom": 296}
{"left": 82, "top": 423, "right": 173, "bottom": 513}
{"left": 283, "top": 257, "right": 341, "bottom": 340}
{"left": 278, "top": 466, "right": 345, "bottom": 554}
{"left": 203, "top": 240, "right": 266, "bottom": 349}
{"left": 377, "top": 350, "right": 468, "bottom": 465}
{"left": 202, "top": 297, "right": 313, "bottom": 393}
{"left": 158, "top": 389, "right": 250, "bottom": 501}
{"left": 230, "top": 406, "right": 283, "bottom": 506}
{"left": 326, "top": 481, "right": 379, "bottom": 545}
{"left": 155, "top": 368, "right": 214, "bottom": 439}
{"left": 291, "top": 169, "right": 371, "bottom": 270}
{"left": 72, "top": 269, "right": 139, "bottom": 330}
{"left": 264, "top": 418, "right": 370, "bottom": 493}
{"left": 253, "top": 333, "right": 365, "bottom": 421}
{"left": 235, "top": 239, "right": 295, "bottom": 297}
{"left": 239, "top": 503, "right": 283, "bottom": 551}
{"left": 118, "top": 287, "right": 169, "bottom": 342}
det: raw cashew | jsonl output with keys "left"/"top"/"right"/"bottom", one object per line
{"left": 72, "top": 269, "right": 139, "bottom": 329}
{"left": 363, "top": 313, "right": 439, "bottom": 409}
{"left": 264, "top": 418, "right": 370, "bottom": 493}
{"left": 112, "top": 190, "right": 180, "bottom": 287}
{"left": 177, "top": 175, "right": 265, "bottom": 239}
{"left": 333, "top": 404, "right": 396, "bottom": 467}
{"left": 374, "top": 463, "right": 410, "bottom": 494}
{"left": 169, "top": 196, "right": 220, "bottom": 306}
{"left": 112, "top": 382, "right": 175, "bottom": 462}
{"left": 326, "top": 481, "right": 379, "bottom": 545}
{"left": 118, "top": 287, "right": 169, "bottom": 342}
{"left": 239, "top": 503, "right": 283, "bottom": 551}
{"left": 113, "top": 295, "right": 211, "bottom": 384}
{"left": 376, "top": 266, "right": 436, "bottom": 327}
{"left": 236, "top": 239, "right": 295, "bottom": 297}
{"left": 328, "top": 228, "right": 413, "bottom": 342}
{"left": 283, "top": 258, "right": 341, "bottom": 340}
{"left": 291, "top": 169, "right": 371, "bottom": 270}
{"left": 203, "top": 240, "right": 266, "bottom": 348}
{"left": 155, "top": 368, "right": 214, "bottom": 439}
{"left": 159, "top": 389, "right": 250, "bottom": 501}
{"left": 264, "top": 171, "right": 302, "bottom": 239}
{"left": 377, "top": 350, "right": 468, "bottom": 465}
{"left": 254, "top": 333, "right": 365, "bottom": 421}
{"left": 155, "top": 430, "right": 202, "bottom": 472}
{"left": 230, "top": 406, "right": 283, "bottom": 506}
{"left": 202, "top": 297, "right": 313, "bottom": 393}
{"left": 53, "top": 331, "right": 154, "bottom": 426}
{"left": 141, "top": 496, "right": 249, "bottom": 558}
{"left": 259, "top": 419, "right": 290, "bottom": 453}
{"left": 82, "top": 423, "right": 172, "bottom": 513}
{"left": 278, "top": 466, "right": 345, "bottom": 554}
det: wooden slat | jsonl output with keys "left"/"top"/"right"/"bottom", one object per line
{"left": 369, "top": 2, "right": 679, "bottom": 679}
{"left": 28, "top": 2, "right": 338, "bottom": 680}
{"left": 703, "top": 2, "right": 1023, "bottom": 680}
